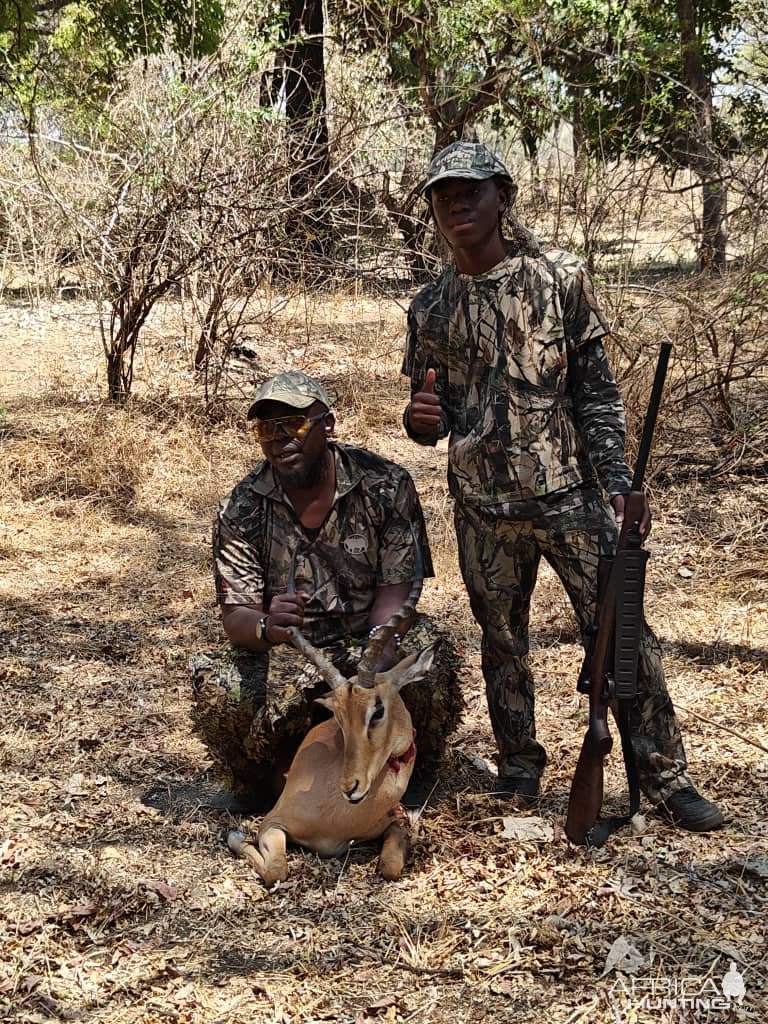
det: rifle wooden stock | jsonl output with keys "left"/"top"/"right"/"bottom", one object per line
{"left": 565, "top": 573, "right": 616, "bottom": 844}
{"left": 565, "top": 490, "right": 651, "bottom": 844}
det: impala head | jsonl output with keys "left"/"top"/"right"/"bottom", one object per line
{"left": 315, "top": 646, "right": 435, "bottom": 803}
{"left": 285, "top": 532, "right": 429, "bottom": 803}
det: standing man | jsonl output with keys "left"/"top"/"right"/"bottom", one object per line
{"left": 191, "top": 371, "right": 462, "bottom": 810}
{"left": 401, "top": 141, "right": 722, "bottom": 831}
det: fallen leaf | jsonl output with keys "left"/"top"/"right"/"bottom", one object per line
{"left": 711, "top": 940, "right": 744, "bottom": 961}
{"left": 630, "top": 813, "right": 647, "bottom": 834}
{"left": 0, "top": 836, "right": 22, "bottom": 866}
{"left": 366, "top": 993, "right": 398, "bottom": 1013}
{"left": 741, "top": 856, "right": 768, "bottom": 879}
{"left": 59, "top": 900, "right": 100, "bottom": 929}
{"left": 601, "top": 936, "right": 646, "bottom": 976}
{"left": 500, "top": 816, "right": 554, "bottom": 842}
{"left": 677, "top": 566, "right": 693, "bottom": 578}
{"left": 497, "top": 977, "right": 514, "bottom": 996}
{"left": 141, "top": 878, "right": 179, "bottom": 901}
{"left": 597, "top": 874, "right": 643, "bottom": 899}
{"left": 63, "top": 773, "right": 89, "bottom": 796}
{"left": 17, "top": 918, "right": 45, "bottom": 936}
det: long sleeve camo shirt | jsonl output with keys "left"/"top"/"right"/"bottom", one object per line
{"left": 402, "top": 246, "right": 633, "bottom": 517}
{"left": 213, "top": 442, "right": 434, "bottom": 647}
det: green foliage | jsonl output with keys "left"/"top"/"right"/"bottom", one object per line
{"left": 336, "top": 0, "right": 558, "bottom": 149}
{"left": 1, "top": 0, "right": 224, "bottom": 113}
{"left": 0, "top": 0, "right": 36, "bottom": 62}
{"left": 728, "top": 2, "right": 768, "bottom": 146}
{"left": 542, "top": 0, "right": 748, "bottom": 166}
{"left": 99, "top": 0, "right": 224, "bottom": 59}
{"left": 45, "top": 3, "right": 123, "bottom": 111}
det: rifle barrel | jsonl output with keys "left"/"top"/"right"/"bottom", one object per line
{"left": 631, "top": 340, "right": 672, "bottom": 491}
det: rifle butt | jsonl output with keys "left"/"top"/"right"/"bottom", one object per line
{"left": 565, "top": 732, "right": 612, "bottom": 845}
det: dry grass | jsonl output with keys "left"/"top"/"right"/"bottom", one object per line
{"left": 1, "top": 290, "right": 766, "bottom": 1024}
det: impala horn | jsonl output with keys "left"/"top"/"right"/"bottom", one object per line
{"left": 285, "top": 544, "right": 348, "bottom": 689}
{"left": 356, "top": 524, "right": 424, "bottom": 687}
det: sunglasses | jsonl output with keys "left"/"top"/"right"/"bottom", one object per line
{"left": 250, "top": 411, "right": 329, "bottom": 443}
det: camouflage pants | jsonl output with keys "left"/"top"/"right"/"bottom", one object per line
{"left": 455, "top": 490, "right": 692, "bottom": 804}
{"left": 189, "top": 615, "right": 463, "bottom": 800}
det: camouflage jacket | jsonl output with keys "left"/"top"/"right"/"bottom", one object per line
{"left": 213, "top": 443, "right": 434, "bottom": 647}
{"left": 402, "top": 247, "right": 634, "bottom": 517}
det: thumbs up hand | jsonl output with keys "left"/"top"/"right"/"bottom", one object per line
{"left": 407, "top": 368, "right": 443, "bottom": 435}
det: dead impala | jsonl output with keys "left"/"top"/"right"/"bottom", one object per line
{"left": 227, "top": 578, "right": 434, "bottom": 886}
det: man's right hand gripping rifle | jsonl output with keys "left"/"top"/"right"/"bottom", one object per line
{"left": 566, "top": 341, "right": 672, "bottom": 846}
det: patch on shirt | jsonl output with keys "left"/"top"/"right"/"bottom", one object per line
{"left": 343, "top": 533, "right": 368, "bottom": 555}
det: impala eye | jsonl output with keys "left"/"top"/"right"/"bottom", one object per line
{"left": 370, "top": 702, "right": 385, "bottom": 725}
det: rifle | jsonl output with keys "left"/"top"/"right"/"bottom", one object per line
{"left": 565, "top": 340, "right": 672, "bottom": 846}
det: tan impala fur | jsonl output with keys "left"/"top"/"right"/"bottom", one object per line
{"left": 228, "top": 646, "right": 434, "bottom": 887}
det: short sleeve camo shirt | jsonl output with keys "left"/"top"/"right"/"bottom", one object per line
{"left": 402, "top": 246, "right": 633, "bottom": 515}
{"left": 213, "top": 443, "right": 434, "bottom": 647}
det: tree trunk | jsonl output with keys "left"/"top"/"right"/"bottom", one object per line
{"left": 571, "top": 85, "right": 587, "bottom": 180}
{"left": 677, "top": 0, "right": 726, "bottom": 269}
{"left": 263, "top": 0, "right": 331, "bottom": 269}
{"left": 283, "top": 0, "right": 329, "bottom": 188}
{"left": 106, "top": 350, "right": 127, "bottom": 403}
{"left": 701, "top": 178, "right": 727, "bottom": 271}
{"left": 106, "top": 332, "right": 133, "bottom": 403}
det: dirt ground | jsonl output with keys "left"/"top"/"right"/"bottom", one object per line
{"left": 0, "top": 293, "right": 766, "bottom": 1024}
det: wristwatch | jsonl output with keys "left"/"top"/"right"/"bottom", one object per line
{"left": 256, "top": 615, "right": 270, "bottom": 643}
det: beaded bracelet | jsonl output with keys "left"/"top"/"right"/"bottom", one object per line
{"left": 368, "top": 625, "right": 401, "bottom": 648}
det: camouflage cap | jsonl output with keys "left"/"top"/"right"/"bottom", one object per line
{"left": 419, "top": 141, "right": 515, "bottom": 196}
{"left": 247, "top": 371, "right": 332, "bottom": 420}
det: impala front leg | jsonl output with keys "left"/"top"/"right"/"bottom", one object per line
{"left": 378, "top": 814, "right": 409, "bottom": 880}
{"left": 228, "top": 826, "right": 288, "bottom": 888}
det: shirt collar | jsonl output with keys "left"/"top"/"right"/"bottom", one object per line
{"left": 456, "top": 250, "right": 521, "bottom": 284}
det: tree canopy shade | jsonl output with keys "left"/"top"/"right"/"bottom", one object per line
{"left": 336, "top": 0, "right": 557, "bottom": 152}
{"left": 101, "top": 0, "right": 224, "bottom": 57}
{"left": 272, "top": 0, "right": 330, "bottom": 193}
{"left": 338, "top": 0, "right": 762, "bottom": 267}
{"left": 544, "top": 0, "right": 738, "bottom": 156}
{"left": 0, "top": 0, "right": 224, "bottom": 75}
{"left": 329, "top": 0, "right": 562, "bottom": 275}
{"left": 541, "top": 0, "right": 746, "bottom": 266}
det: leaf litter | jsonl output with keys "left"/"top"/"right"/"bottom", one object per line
{"left": 0, "top": 295, "right": 766, "bottom": 1022}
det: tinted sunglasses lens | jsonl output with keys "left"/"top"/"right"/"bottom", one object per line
{"left": 252, "top": 415, "right": 307, "bottom": 442}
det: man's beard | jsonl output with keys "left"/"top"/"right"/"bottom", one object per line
{"left": 275, "top": 449, "right": 329, "bottom": 489}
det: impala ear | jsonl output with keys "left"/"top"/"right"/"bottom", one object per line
{"left": 379, "top": 645, "right": 436, "bottom": 692}
{"left": 315, "top": 694, "right": 336, "bottom": 711}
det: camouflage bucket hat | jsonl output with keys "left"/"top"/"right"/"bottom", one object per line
{"left": 418, "top": 141, "right": 515, "bottom": 196}
{"left": 247, "top": 371, "right": 332, "bottom": 420}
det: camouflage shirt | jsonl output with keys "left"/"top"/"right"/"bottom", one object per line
{"left": 402, "top": 247, "right": 633, "bottom": 517}
{"left": 213, "top": 443, "right": 434, "bottom": 647}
